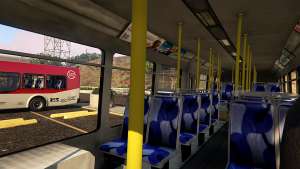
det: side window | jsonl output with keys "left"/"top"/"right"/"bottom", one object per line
{"left": 0, "top": 72, "right": 20, "bottom": 92}
{"left": 23, "top": 74, "right": 45, "bottom": 89}
{"left": 46, "top": 76, "right": 66, "bottom": 90}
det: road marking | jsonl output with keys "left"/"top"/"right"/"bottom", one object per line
{"left": 0, "top": 118, "right": 37, "bottom": 129}
{"left": 50, "top": 111, "right": 97, "bottom": 119}
{"left": 31, "top": 112, "right": 88, "bottom": 134}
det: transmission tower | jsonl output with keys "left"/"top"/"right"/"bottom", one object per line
{"left": 44, "top": 36, "right": 71, "bottom": 59}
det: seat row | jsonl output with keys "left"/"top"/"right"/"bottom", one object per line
{"left": 100, "top": 91, "right": 226, "bottom": 169}
{"left": 227, "top": 93, "right": 296, "bottom": 169}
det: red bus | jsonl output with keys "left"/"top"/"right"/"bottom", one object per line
{"left": 0, "top": 61, "right": 80, "bottom": 111}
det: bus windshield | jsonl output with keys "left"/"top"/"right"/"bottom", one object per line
{"left": 0, "top": 72, "right": 20, "bottom": 92}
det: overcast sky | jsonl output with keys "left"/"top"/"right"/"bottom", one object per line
{"left": 0, "top": 24, "right": 101, "bottom": 57}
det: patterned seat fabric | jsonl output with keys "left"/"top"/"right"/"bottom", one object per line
{"left": 144, "top": 96, "right": 181, "bottom": 165}
{"left": 221, "top": 83, "right": 233, "bottom": 101}
{"left": 211, "top": 93, "right": 219, "bottom": 120}
{"left": 265, "top": 83, "right": 280, "bottom": 93}
{"left": 99, "top": 97, "right": 150, "bottom": 157}
{"left": 229, "top": 101, "right": 275, "bottom": 169}
{"left": 179, "top": 95, "right": 199, "bottom": 144}
{"left": 253, "top": 83, "right": 266, "bottom": 92}
{"left": 199, "top": 94, "right": 210, "bottom": 125}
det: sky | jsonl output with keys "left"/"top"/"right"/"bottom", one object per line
{"left": 0, "top": 24, "right": 101, "bottom": 57}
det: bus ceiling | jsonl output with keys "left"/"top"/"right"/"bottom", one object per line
{"left": 0, "top": 0, "right": 233, "bottom": 71}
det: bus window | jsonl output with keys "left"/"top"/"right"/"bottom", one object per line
{"left": 156, "top": 66, "right": 177, "bottom": 90}
{"left": 23, "top": 74, "right": 45, "bottom": 89}
{"left": 109, "top": 53, "right": 130, "bottom": 127}
{"left": 46, "top": 75, "right": 66, "bottom": 90}
{"left": 0, "top": 72, "right": 20, "bottom": 92}
{"left": 0, "top": 24, "right": 102, "bottom": 157}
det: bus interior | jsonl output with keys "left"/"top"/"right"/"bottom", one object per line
{"left": 0, "top": 0, "right": 299, "bottom": 169}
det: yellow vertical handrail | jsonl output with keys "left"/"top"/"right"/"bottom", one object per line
{"left": 126, "top": 0, "right": 147, "bottom": 168}
{"left": 212, "top": 52, "right": 215, "bottom": 90}
{"left": 253, "top": 65, "right": 257, "bottom": 84}
{"left": 208, "top": 48, "right": 212, "bottom": 91}
{"left": 248, "top": 52, "right": 252, "bottom": 91}
{"left": 176, "top": 23, "right": 183, "bottom": 90}
{"left": 241, "top": 34, "right": 248, "bottom": 91}
{"left": 234, "top": 13, "right": 243, "bottom": 92}
{"left": 217, "top": 55, "right": 222, "bottom": 92}
{"left": 232, "top": 63, "right": 234, "bottom": 84}
{"left": 196, "top": 38, "right": 201, "bottom": 89}
{"left": 246, "top": 45, "right": 250, "bottom": 91}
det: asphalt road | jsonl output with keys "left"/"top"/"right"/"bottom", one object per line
{"left": 0, "top": 105, "right": 123, "bottom": 157}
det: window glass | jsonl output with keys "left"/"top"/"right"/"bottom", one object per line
{"left": 0, "top": 24, "right": 102, "bottom": 156}
{"left": 0, "top": 72, "right": 20, "bottom": 92}
{"left": 46, "top": 76, "right": 66, "bottom": 90}
{"left": 23, "top": 74, "right": 45, "bottom": 89}
{"left": 291, "top": 71, "right": 297, "bottom": 80}
{"left": 292, "top": 80, "right": 297, "bottom": 94}
{"left": 199, "top": 74, "right": 207, "bottom": 90}
{"left": 285, "top": 82, "right": 288, "bottom": 93}
{"left": 285, "top": 75, "right": 288, "bottom": 82}
{"left": 157, "top": 66, "right": 177, "bottom": 90}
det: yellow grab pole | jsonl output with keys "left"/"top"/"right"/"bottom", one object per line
{"left": 176, "top": 23, "right": 183, "bottom": 90}
{"left": 126, "top": 0, "right": 147, "bottom": 168}
{"left": 234, "top": 13, "right": 243, "bottom": 92}
{"left": 246, "top": 45, "right": 250, "bottom": 91}
{"left": 248, "top": 52, "right": 252, "bottom": 91}
{"left": 217, "top": 55, "right": 221, "bottom": 91}
{"left": 242, "top": 34, "right": 248, "bottom": 91}
{"left": 253, "top": 65, "right": 257, "bottom": 83}
{"left": 208, "top": 48, "right": 213, "bottom": 91}
{"left": 196, "top": 39, "right": 201, "bottom": 89}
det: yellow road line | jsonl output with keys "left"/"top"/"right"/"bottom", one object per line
{"left": 31, "top": 112, "right": 88, "bottom": 134}
{"left": 50, "top": 111, "right": 97, "bottom": 119}
{"left": 0, "top": 118, "right": 37, "bottom": 129}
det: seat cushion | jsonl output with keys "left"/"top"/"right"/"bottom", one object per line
{"left": 199, "top": 124, "right": 208, "bottom": 132}
{"left": 99, "top": 138, "right": 127, "bottom": 157}
{"left": 142, "top": 144, "right": 175, "bottom": 166}
{"left": 227, "top": 162, "right": 262, "bottom": 169}
{"left": 179, "top": 132, "right": 195, "bottom": 144}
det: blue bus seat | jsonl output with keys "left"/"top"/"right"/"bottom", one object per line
{"left": 228, "top": 100, "right": 275, "bottom": 169}
{"left": 179, "top": 95, "right": 199, "bottom": 145}
{"left": 265, "top": 83, "right": 280, "bottom": 93}
{"left": 211, "top": 93, "right": 219, "bottom": 122}
{"left": 143, "top": 96, "right": 181, "bottom": 168}
{"left": 253, "top": 83, "right": 266, "bottom": 92}
{"left": 198, "top": 93, "right": 211, "bottom": 133}
{"left": 99, "top": 96, "right": 150, "bottom": 158}
{"left": 221, "top": 83, "right": 233, "bottom": 101}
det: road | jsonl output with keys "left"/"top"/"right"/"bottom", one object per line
{"left": 0, "top": 104, "right": 124, "bottom": 157}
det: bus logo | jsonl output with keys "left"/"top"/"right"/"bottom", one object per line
{"left": 67, "top": 70, "right": 77, "bottom": 80}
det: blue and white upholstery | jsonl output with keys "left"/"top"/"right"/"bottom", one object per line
{"left": 198, "top": 93, "right": 210, "bottom": 133}
{"left": 179, "top": 95, "right": 199, "bottom": 144}
{"left": 143, "top": 96, "right": 181, "bottom": 167}
{"left": 211, "top": 92, "right": 219, "bottom": 123}
{"left": 221, "top": 83, "right": 233, "bottom": 101}
{"left": 265, "top": 83, "right": 280, "bottom": 93}
{"left": 228, "top": 100, "right": 275, "bottom": 169}
{"left": 100, "top": 96, "right": 150, "bottom": 158}
{"left": 253, "top": 83, "right": 266, "bottom": 92}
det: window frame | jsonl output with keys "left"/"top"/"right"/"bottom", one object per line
{"left": 23, "top": 73, "right": 46, "bottom": 89}
{"left": 46, "top": 75, "right": 67, "bottom": 90}
{"left": 0, "top": 72, "right": 21, "bottom": 92}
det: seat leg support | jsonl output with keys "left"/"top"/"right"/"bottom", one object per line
{"left": 181, "top": 144, "right": 191, "bottom": 162}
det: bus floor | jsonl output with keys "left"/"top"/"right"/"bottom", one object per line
{"left": 182, "top": 124, "right": 228, "bottom": 169}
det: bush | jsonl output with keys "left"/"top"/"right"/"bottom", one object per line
{"left": 92, "top": 88, "right": 99, "bottom": 94}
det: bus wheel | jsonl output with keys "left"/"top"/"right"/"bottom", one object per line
{"left": 29, "top": 97, "right": 46, "bottom": 111}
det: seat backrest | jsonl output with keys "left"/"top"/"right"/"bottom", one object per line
{"left": 199, "top": 93, "right": 211, "bottom": 125}
{"left": 265, "top": 83, "right": 280, "bottom": 92}
{"left": 230, "top": 100, "right": 275, "bottom": 168}
{"left": 211, "top": 93, "right": 219, "bottom": 120}
{"left": 181, "top": 95, "right": 199, "bottom": 134}
{"left": 253, "top": 83, "right": 266, "bottom": 92}
{"left": 147, "top": 96, "right": 181, "bottom": 149}
{"left": 221, "top": 83, "right": 233, "bottom": 100}
{"left": 121, "top": 96, "right": 150, "bottom": 139}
